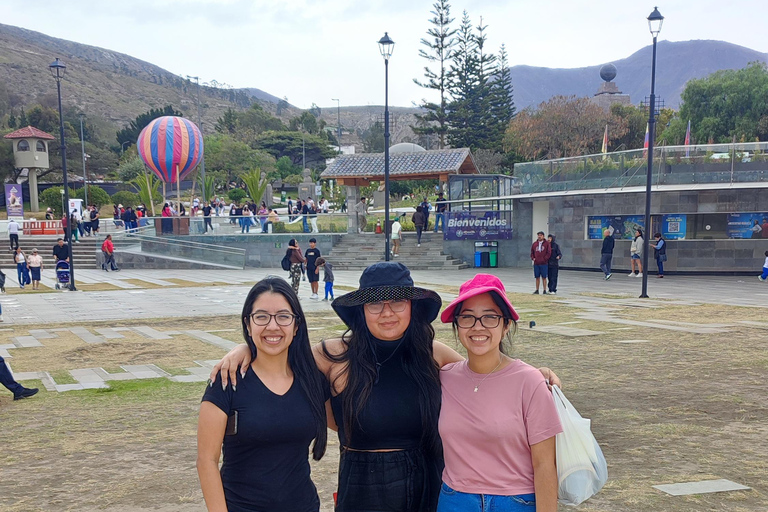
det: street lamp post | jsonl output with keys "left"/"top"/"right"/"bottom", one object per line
{"left": 641, "top": 7, "right": 664, "bottom": 299}
{"left": 332, "top": 98, "right": 341, "bottom": 152}
{"left": 378, "top": 32, "right": 394, "bottom": 262}
{"left": 50, "top": 58, "right": 76, "bottom": 291}
{"left": 79, "top": 113, "right": 88, "bottom": 207}
{"left": 187, "top": 76, "right": 207, "bottom": 203}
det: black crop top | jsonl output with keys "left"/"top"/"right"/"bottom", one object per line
{"left": 330, "top": 336, "right": 423, "bottom": 450}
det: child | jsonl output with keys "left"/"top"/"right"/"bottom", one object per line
{"left": 314, "top": 257, "right": 334, "bottom": 300}
{"left": 759, "top": 250, "right": 768, "bottom": 282}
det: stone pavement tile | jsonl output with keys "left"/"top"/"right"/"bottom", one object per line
{"left": 28, "top": 329, "right": 58, "bottom": 339}
{"left": 170, "top": 374, "right": 208, "bottom": 383}
{"left": 574, "top": 313, "right": 726, "bottom": 334}
{"left": 14, "top": 336, "right": 43, "bottom": 348}
{"left": 80, "top": 382, "right": 110, "bottom": 390}
{"left": 558, "top": 321, "right": 583, "bottom": 325}
{"left": 40, "top": 372, "right": 57, "bottom": 391}
{"left": 0, "top": 348, "right": 11, "bottom": 358}
{"left": 12, "top": 371, "right": 47, "bottom": 381}
{"left": 69, "top": 327, "right": 107, "bottom": 344}
{"left": 737, "top": 321, "right": 768, "bottom": 329}
{"left": 649, "top": 319, "right": 734, "bottom": 328}
{"left": 199, "top": 360, "right": 221, "bottom": 367}
{"left": 615, "top": 339, "right": 651, "bottom": 344}
{"left": 535, "top": 325, "right": 605, "bottom": 337}
{"left": 132, "top": 326, "right": 173, "bottom": 340}
{"left": 70, "top": 368, "right": 105, "bottom": 383}
{"left": 653, "top": 479, "right": 750, "bottom": 496}
{"left": 112, "top": 327, "right": 132, "bottom": 331}
{"left": 94, "top": 328, "right": 125, "bottom": 339}
{"left": 55, "top": 383, "right": 85, "bottom": 392}
{"left": 185, "top": 330, "right": 238, "bottom": 350}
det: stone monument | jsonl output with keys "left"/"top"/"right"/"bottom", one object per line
{"left": 298, "top": 168, "right": 314, "bottom": 204}
{"left": 591, "top": 64, "right": 631, "bottom": 112}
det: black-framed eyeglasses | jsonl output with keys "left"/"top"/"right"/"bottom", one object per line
{"left": 364, "top": 299, "right": 410, "bottom": 314}
{"left": 247, "top": 313, "right": 297, "bottom": 326}
{"left": 455, "top": 314, "right": 503, "bottom": 329}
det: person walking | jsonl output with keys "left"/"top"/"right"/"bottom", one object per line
{"left": 305, "top": 238, "right": 321, "bottom": 299}
{"left": 7, "top": 218, "right": 20, "bottom": 252}
{"left": 651, "top": 233, "right": 666, "bottom": 278}
{"left": 14, "top": 247, "right": 29, "bottom": 289}
{"left": 600, "top": 229, "right": 615, "bottom": 280}
{"left": 308, "top": 202, "right": 319, "bottom": 234}
{"left": 0, "top": 354, "right": 38, "bottom": 400}
{"left": 101, "top": 234, "right": 119, "bottom": 271}
{"left": 286, "top": 239, "right": 306, "bottom": 295}
{"left": 301, "top": 201, "right": 311, "bottom": 233}
{"left": 27, "top": 248, "right": 43, "bottom": 290}
{"left": 90, "top": 205, "right": 100, "bottom": 237}
{"left": 202, "top": 202, "right": 213, "bottom": 233}
{"left": 52, "top": 238, "right": 69, "bottom": 263}
{"left": 354, "top": 197, "right": 368, "bottom": 234}
{"left": 314, "top": 257, "right": 334, "bottom": 300}
{"left": 412, "top": 206, "right": 426, "bottom": 247}
{"left": 434, "top": 192, "right": 447, "bottom": 233}
{"left": 547, "top": 234, "right": 562, "bottom": 294}
{"left": 82, "top": 205, "right": 92, "bottom": 236}
{"left": 629, "top": 228, "right": 644, "bottom": 277}
{"left": 530, "top": 231, "right": 551, "bottom": 294}
{"left": 420, "top": 197, "right": 431, "bottom": 230}
{"left": 391, "top": 218, "right": 402, "bottom": 257}
{"left": 757, "top": 250, "right": 768, "bottom": 282}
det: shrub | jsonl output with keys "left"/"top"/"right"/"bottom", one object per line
{"left": 111, "top": 191, "right": 141, "bottom": 208}
{"left": 272, "top": 221, "right": 287, "bottom": 233}
{"left": 39, "top": 186, "right": 66, "bottom": 213}
{"left": 228, "top": 188, "right": 247, "bottom": 202}
{"left": 73, "top": 186, "right": 111, "bottom": 207}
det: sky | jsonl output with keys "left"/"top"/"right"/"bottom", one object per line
{"left": 1, "top": 0, "right": 766, "bottom": 110}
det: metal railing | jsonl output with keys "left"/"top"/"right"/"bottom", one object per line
{"left": 514, "top": 141, "right": 768, "bottom": 194}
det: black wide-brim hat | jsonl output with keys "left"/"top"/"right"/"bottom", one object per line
{"left": 332, "top": 262, "right": 442, "bottom": 327}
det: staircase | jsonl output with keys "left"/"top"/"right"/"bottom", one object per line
{"left": 327, "top": 232, "right": 469, "bottom": 270}
{"left": 1, "top": 235, "right": 102, "bottom": 269}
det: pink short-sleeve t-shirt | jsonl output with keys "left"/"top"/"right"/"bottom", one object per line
{"left": 438, "top": 359, "right": 563, "bottom": 495}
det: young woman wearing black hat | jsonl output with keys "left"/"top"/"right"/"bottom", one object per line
{"left": 211, "top": 262, "right": 561, "bottom": 511}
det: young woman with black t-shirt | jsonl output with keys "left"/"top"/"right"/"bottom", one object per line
{"left": 197, "top": 277, "right": 328, "bottom": 512}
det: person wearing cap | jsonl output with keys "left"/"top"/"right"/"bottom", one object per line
{"left": 437, "top": 274, "right": 561, "bottom": 511}
{"left": 27, "top": 248, "right": 43, "bottom": 290}
{"left": 434, "top": 192, "right": 447, "bottom": 233}
{"left": 304, "top": 238, "right": 321, "bottom": 299}
{"left": 211, "top": 262, "right": 562, "bottom": 511}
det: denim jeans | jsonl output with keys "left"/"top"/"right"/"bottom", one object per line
{"left": 0, "top": 354, "right": 23, "bottom": 395}
{"left": 600, "top": 253, "right": 612, "bottom": 276}
{"left": 434, "top": 213, "right": 445, "bottom": 232}
{"left": 656, "top": 257, "right": 664, "bottom": 275}
{"left": 324, "top": 281, "right": 334, "bottom": 299}
{"left": 437, "top": 483, "right": 535, "bottom": 512}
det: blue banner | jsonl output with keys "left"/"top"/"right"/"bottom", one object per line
{"left": 5, "top": 184, "right": 24, "bottom": 218}
{"left": 445, "top": 211, "right": 512, "bottom": 240}
{"left": 661, "top": 214, "right": 687, "bottom": 240}
{"left": 587, "top": 215, "right": 645, "bottom": 240}
{"left": 727, "top": 213, "right": 768, "bottom": 239}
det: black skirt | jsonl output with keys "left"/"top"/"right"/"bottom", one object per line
{"left": 335, "top": 448, "right": 441, "bottom": 512}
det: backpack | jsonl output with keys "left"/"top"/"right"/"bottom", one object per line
{"left": 281, "top": 253, "right": 292, "bottom": 272}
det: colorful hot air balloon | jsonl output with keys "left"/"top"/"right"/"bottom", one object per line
{"left": 137, "top": 116, "right": 204, "bottom": 183}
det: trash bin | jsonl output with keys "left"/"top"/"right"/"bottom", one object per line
{"left": 489, "top": 252, "right": 498, "bottom": 268}
{"left": 281, "top": 191, "right": 287, "bottom": 203}
{"left": 474, "top": 252, "right": 482, "bottom": 267}
{"left": 480, "top": 252, "right": 491, "bottom": 268}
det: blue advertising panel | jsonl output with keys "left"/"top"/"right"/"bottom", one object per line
{"left": 5, "top": 184, "right": 24, "bottom": 218}
{"left": 621, "top": 215, "right": 645, "bottom": 239}
{"left": 588, "top": 216, "right": 621, "bottom": 239}
{"left": 661, "top": 214, "right": 687, "bottom": 240}
{"left": 445, "top": 211, "right": 512, "bottom": 240}
{"left": 727, "top": 213, "right": 768, "bottom": 239}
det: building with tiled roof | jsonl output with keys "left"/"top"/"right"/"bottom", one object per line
{"left": 3, "top": 126, "right": 56, "bottom": 140}
{"left": 321, "top": 147, "right": 477, "bottom": 186}
{"left": 3, "top": 126, "right": 56, "bottom": 212}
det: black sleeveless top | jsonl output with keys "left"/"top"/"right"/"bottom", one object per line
{"left": 330, "top": 336, "right": 423, "bottom": 450}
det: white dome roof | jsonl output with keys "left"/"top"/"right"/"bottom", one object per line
{"left": 389, "top": 142, "right": 426, "bottom": 154}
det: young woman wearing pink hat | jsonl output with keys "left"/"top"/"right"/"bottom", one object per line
{"left": 437, "top": 274, "right": 562, "bottom": 512}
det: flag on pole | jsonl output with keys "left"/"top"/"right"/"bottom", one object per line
{"left": 684, "top": 120, "right": 691, "bottom": 157}
{"left": 601, "top": 124, "right": 609, "bottom": 156}
{"left": 643, "top": 123, "right": 649, "bottom": 157}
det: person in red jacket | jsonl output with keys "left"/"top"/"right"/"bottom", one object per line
{"left": 101, "top": 234, "right": 119, "bottom": 271}
{"left": 530, "top": 231, "right": 551, "bottom": 295}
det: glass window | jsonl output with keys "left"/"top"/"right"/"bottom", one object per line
{"left": 36, "top": 140, "right": 46, "bottom": 152}
{"left": 17, "top": 140, "right": 29, "bottom": 152}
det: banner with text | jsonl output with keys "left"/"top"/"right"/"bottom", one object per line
{"left": 587, "top": 215, "right": 645, "bottom": 240}
{"left": 445, "top": 211, "right": 512, "bottom": 240}
{"left": 5, "top": 184, "right": 24, "bottom": 218}
{"left": 726, "top": 213, "right": 768, "bottom": 239}
{"left": 661, "top": 214, "right": 687, "bottom": 239}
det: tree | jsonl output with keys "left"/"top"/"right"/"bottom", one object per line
{"left": 111, "top": 190, "right": 141, "bottom": 208}
{"left": 241, "top": 168, "right": 269, "bottom": 204}
{"left": 504, "top": 96, "right": 629, "bottom": 161}
{"left": 609, "top": 104, "right": 648, "bottom": 150}
{"left": 204, "top": 134, "right": 276, "bottom": 183}
{"left": 227, "top": 188, "right": 247, "bottom": 202}
{"left": 72, "top": 185, "right": 111, "bottom": 207}
{"left": 116, "top": 105, "right": 182, "bottom": 152}
{"left": 117, "top": 156, "right": 147, "bottom": 182}
{"left": 253, "top": 131, "right": 336, "bottom": 167}
{"left": 289, "top": 111, "right": 320, "bottom": 134}
{"left": 130, "top": 174, "right": 162, "bottom": 210}
{"left": 215, "top": 108, "right": 238, "bottom": 134}
{"left": 487, "top": 44, "right": 516, "bottom": 153}
{"left": 359, "top": 122, "right": 385, "bottom": 152}
{"left": 276, "top": 97, "right": 290, "bottom": 116}
{"left": 412, "top": 0, "right": 456, "bottom": 149}
{"left": 446, "top": 11, "right": 481, "bottom": 150}
{"left": 275, "top": 156, "right": 301, "bottom": 179}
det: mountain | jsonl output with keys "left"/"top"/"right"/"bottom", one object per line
{"left": 510, "top": 40, "right": 768, "bottom": 110}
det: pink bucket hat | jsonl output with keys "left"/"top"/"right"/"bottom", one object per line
{"left": 440, "top": 274, "right": 520, "bottom": 323}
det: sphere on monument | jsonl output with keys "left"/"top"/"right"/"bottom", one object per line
{"left": 600, "top": 63, "right": 617, "bottom": 83}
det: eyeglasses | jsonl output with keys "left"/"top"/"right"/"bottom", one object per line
{"left": 364, "top": 299, "right": 410, "bottom": 314}
{"left": 248, "top": 313, "right": 297, "bottom": 326}
{"left": 456, "top": 314, "right": 503, "bottom": 329}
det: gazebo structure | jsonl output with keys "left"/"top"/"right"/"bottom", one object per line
{"left": 321, "top": 146, "right": 478, "bottom": 233}
{"left": 3, "top": 126, "right": 56, "bottom": 212}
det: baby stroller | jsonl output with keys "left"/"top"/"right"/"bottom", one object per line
{"left": 55, "top": 260, "right": 70, "bottom": 290}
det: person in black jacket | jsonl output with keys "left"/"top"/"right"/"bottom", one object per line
{"left": 600, "top": 229, "right": 615, "bottom": 280}
{"left": 547, "top": 234, "right": 562, "bottom": 294}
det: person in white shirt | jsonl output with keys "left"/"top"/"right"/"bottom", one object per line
{"left": 7, "top": 218, "right": 20, "bottom": 252}
{"left": 391, "top": 219, "right": 402, "bottom": 257}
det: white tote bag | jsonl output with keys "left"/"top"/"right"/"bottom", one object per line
{"left": 551, "top": 385, "right": 608, "bottom": 506}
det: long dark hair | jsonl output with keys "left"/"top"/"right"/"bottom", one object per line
{"left": 240, "top": 277, "right": 327, "bottom": 460}
{"left": 286, "top": 239, "right": 297, "bottom": 258}
{"left": 323, "top": 300, "right": 441, "bottom": 457}
{"left": 634, "top": 228, "right": 644, "bottom": 241}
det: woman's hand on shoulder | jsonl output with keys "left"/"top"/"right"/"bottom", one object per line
{"left": 433, "top": 340, "right": 464, "bottom": 368}
{"left": 538, "top": 367, "right": 562, "bottom": 389}
{"left": 208, "top": 344, "right": 252, "bottom": 389}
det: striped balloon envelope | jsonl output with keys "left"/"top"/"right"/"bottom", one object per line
{"left": 136, "top": 116, "right": 204, "bottom": 183}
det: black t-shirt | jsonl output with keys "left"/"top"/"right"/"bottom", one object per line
{"left": 53, "top": 244, "right": 68, "bottom": 261}
{"left": 304, "top": 247, "right": 321, "bottom": 269}
{"left": 203, "top": 206, "right": 212, "bottom": 217}
{"left": 202, "top": 367, "right": 321, "bottom": 512}
{"left": 436, "top": 198, "right": 447, "bottom": 213}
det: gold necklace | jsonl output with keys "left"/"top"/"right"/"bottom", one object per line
{"left": 469, "top": 355, "right": 503, "bottom": 392}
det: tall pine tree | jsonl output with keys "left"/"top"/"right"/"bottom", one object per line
{"left": 472, "top": 18, "right": 498, "bottom": 150}
{"left": 487, "top": 44, "right": 516, "bottom": 153}
{"left": 446, "top": 11, "right": 481, "bottom": 150}
{"left": 412, "top": 0, "right": 456, "bottom": 149}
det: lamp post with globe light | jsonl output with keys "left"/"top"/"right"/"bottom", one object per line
{"left": 641, "top": 7, "right": 663, "bottom": 299}
{"left": 378, "top": 32, "right": 394, "bottom": 261}
{"left": 50, "top": 58, "right": 76, "bottom": 291}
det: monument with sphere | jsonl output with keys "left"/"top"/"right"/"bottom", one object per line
{"left": 591, "top": 63, "right": 631, "bottom": 111}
